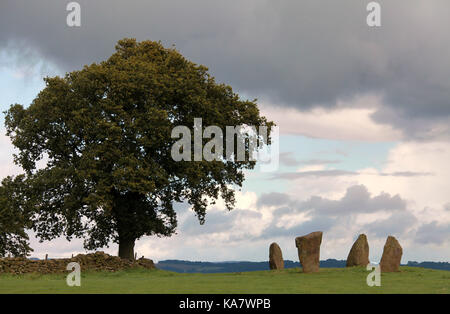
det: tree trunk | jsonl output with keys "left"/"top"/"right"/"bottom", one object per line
{"left": 118, "top": 238, "right": 135, "bottom": 259}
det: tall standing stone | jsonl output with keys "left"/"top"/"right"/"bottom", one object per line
{"left": 346, "top": 234, "right": 370, "bottom": 267}
{"left": 269, "top": 242, "right": 284, "bottom": 270}
{"left": 380, "top": 236, "right": 403, "bottom": 272}
{"left": 295, "top": 231, "right": 323, "bottom": 273}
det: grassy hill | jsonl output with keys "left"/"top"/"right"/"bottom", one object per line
{"left": 0, "top": 266, "right": 448, "bottom": 294}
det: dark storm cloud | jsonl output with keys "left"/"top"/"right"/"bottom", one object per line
{"left": 1, "top": 0, "right": 450, "bottom": 139}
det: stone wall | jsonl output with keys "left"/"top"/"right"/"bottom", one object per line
{"left": 0, "top": 251, "right": 155, "bottom": 275}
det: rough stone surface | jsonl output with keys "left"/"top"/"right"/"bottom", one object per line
{"left": 380, "top": 236, "right": 403, "bottom": 272}
{"left": 269, "top": 242, "right": 284, "bottom": 270}
{"left": 346, "top": 234, "right": 370, "bottom": 267}
{"left": 295, "top": 231, "right": 323, "bottom": 273}
{"left": 0, "top": 251, "right": 155, "bottom": 275}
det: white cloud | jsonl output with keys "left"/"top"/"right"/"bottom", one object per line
{"left": 357, "top": 141, "right": 450, "bottom": 220}
{"left": 260, "top": 94, "right": 402, "bottom": 141}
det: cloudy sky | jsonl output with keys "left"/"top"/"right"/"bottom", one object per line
{"left": 1, "top": 0, "right": 449, "bottom": 263}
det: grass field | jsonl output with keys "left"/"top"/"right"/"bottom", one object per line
{"left": 0, "top": 266, "right": 448, "bottom": 294}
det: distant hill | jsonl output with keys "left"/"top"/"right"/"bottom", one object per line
{"left": 156, "top": 259, "right": 450, "bottom": 273}
{"left": 156, "top": 259, "right": 346, "bottom": 273}
{"left": 406, "top": 261, "right": 450, "bottom": 271}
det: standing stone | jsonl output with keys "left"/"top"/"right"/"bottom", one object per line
{"left": 380, "top": 236, "right": 403, "bottom": 272}
{"left": 295, "top": 231, "right": 323, "bottom": 273}
{"left": 346, "top": 234, "right": 370, "bottom": 267}
{"left": 269, "top": 242, "right": 284, "bottom": 270}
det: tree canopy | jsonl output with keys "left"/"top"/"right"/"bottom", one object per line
{"left": 2, "top": 38, "right": 273, "bottom": 258}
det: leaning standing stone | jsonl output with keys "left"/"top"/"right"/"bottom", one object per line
{"left": 269, "top": 242, "right": 284, "bottom": 270}
{"left": 380, "top": 236, "right": 403, "bottom": 272}
{"left": 346, "top": 234, "right": 370, "bottom": 267}
{"left": 295, "top": 231, "right": 323, "bottom": 273}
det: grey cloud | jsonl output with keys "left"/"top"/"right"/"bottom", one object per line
{"left": 165, "top": 187, "right": 439, "bottom": 248}
{"left": 279, "top": 152, "right": 299, "bottom": 167}
{"left": 1, "top": 1, "right": 450, "bottom": 140}
{"left": 415, "top": 222, "right": 450, "bottom": 245}
{"left": 149, "top": 185, "right": 440, "bottom": 256}
{"left": 272, "top": 206, "right": 294, "bottom": 217}
{"left": 301, "top": 185, "right": 406, "bottom": 215}
{"left": 271, "top": 170, "right": 358, "bottom": 180}
{"left": 181, "top": 209, "right": 261, "bottom": 236}
{"left": 257, "top": 192, "right": 291, "bottom": 208}
{"left": 272, "top": 170, "right": 435, "bottom": 180}
{"left": 300, "top": 159, "right": 341, "bottom": 166}
{"left": 178, "top": 184, "right": 408, "bottom": 242}
{"left": 365, "top": 211, "right": 417, "bottom": 238}
{"left": 181, "top": 211, "right": 233, "bottom": 235}
{"left": 279, "top": 152, "right": 341, "bottom": 167}
{"left": 259, "top": 216, "right": 335, "bottom": 240}
{"left": 377, "top": 171, "right": 434, "bottom": 177}
{"left": 255, "top": 184, "right": 409, "bottom": 242}
{"left": 258, "top": 185, "right": 406, "bottom": 217}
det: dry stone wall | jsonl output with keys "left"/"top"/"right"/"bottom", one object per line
{"left": 0, "top": 251, "right": 155, "bottom": 275}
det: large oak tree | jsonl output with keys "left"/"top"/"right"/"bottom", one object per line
{"left": 3, "top": 38, "right": 273, "bottom": 259}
